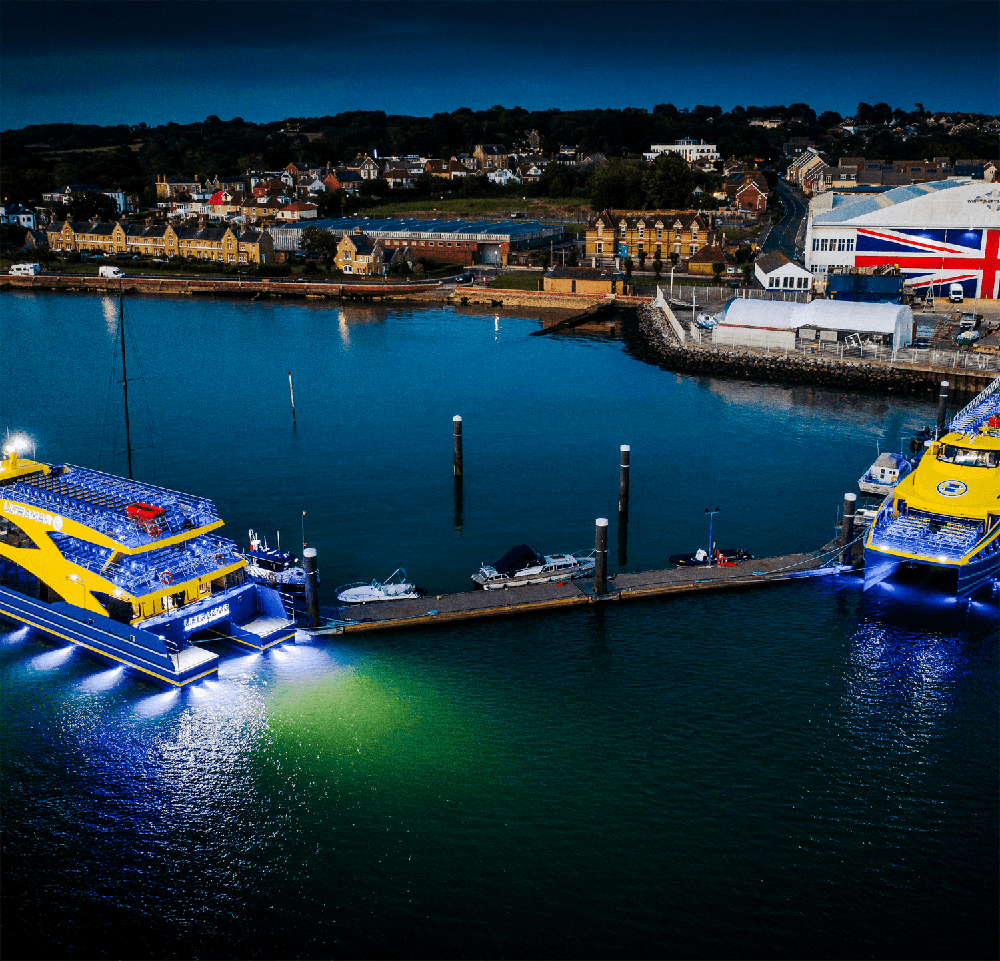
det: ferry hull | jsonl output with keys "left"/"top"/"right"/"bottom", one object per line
{"left": 863, "top": 544, "right": 1000, "bottom": 599}
{"left": 0, "top": 585, "right": 219, "bottom": 686}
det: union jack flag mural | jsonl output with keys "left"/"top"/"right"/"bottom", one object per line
{"left": 855, "top": 227, "right": 1000, "bottom": 299}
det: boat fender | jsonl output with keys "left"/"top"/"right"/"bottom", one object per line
{"left": 268, "top": 573, "right": 277, "bottom": 586}
{"left": 161, "top": 571, "right": 172, "bottom": 585}
{"left": 215, "top": 553, "right": 225, "bottom": 566}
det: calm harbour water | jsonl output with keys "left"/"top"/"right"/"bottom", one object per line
{"left": 1, "top": 291, "right": 997, "bottom": 959}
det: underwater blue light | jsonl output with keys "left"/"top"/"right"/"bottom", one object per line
{"left": 29, "top": 645, "right": 76, "bottom": 671}
{"left": 77, "top": 666, "right": 125, "bottom": 693}
{"left": 2, "top": 626, "right": 31, "bottom": 646}
{"left": 134, "top": 687, "right": 181, "bottom": 718}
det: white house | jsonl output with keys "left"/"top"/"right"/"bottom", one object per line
{"left": 487, "top": 168, "right": 521, "bottom": 186}
{"left": 754, "top": 251, "right": 813, "bottom": 291}
{"left": 643, "top": 139, "right": 719, "bottom": 163}
{"left": 1, "top": 203, "right": 37, "bottom": 230}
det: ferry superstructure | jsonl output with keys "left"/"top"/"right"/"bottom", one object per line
{"left": 864, "top": 377, "right": 1000, "bottom": 599}
{"left": 0, "top": 444, "right": 296, "bottom": 686}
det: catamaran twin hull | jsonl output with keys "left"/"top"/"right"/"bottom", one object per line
{"left": 863, "top": 378, "right": 1000, "bottom": 600}
{"left": 0, "top": 451, "right": 296, "bottom": 687}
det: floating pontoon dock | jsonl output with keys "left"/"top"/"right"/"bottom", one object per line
{"left": 319, "top": 550, "right": 844, "bottom": 635}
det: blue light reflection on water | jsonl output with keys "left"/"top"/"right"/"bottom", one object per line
{"left": 1, "top": 292, "right": 997, "bottom": 958}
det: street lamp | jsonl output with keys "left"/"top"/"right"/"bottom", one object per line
{"left": 705, "top": 507, "right": 720, "bottom": 566}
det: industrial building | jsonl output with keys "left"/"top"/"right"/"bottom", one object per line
{"left": 268, "top": 217, "right": 563, "bottom": 266}
{"left": 713, "top": 299, "right": 914, "bottom": 352}
{"left": 804, "top": 179, "right": 1000, "bottom": 299}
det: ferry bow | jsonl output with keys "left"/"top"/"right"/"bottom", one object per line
{"left": 864, "top": 377, "right": 1000, "bottom": 599}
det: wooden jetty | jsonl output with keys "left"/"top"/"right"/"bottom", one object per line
{"left": 317, "top": 549, "right": 844, "bottom": 636}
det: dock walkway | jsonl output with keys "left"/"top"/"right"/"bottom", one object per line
{"left": 325, "top": 551, "right": 841, "bottom": 635}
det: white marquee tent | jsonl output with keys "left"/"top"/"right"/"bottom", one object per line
{"left": 716, "top": 299, "right": 913, "bottom": 350}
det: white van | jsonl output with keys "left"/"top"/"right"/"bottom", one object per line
{"left": 99, "top": 265, "right": 124, "bottom": 280}
{"left": 9, "top": 263, "right": 41, "bottom": 276}
{"left": 948, "top": 282, "right": 964, "bottom": 303}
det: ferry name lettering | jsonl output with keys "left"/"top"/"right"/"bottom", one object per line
{"left": 3, "top": 500, "right": 63, "bottom": 530}
{"left": 183, "top": 603, "right": 230, "bottom": 632}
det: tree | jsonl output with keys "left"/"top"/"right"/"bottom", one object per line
{"left": 300, "top": 225, "right": 339, "bottom": 263}
{"left": 643, "top": 153, "right": 694, "bottom": 209}
{"left": 652, "top": 255, "right": 662, "bottom": 280}
{"left": 538, "top": 249, "right": 551, "bottom": 272}
{"left": 624, "top": 257, "right": 633, "bottom": 279}
{"left": 712, "top": 262, "right": 725, "bottom": 284}
{"left": 637, "top": 248, "right": 647, "bottom": 272}
{"left": 589, "top": 159, "right": 646, "bottom": 210}
{"left": 669, "top": 251, "right": 679, "bottom": 267}
{"left": 741, "top": 261, "right": 754, "bottom": 286}
{"left": 567, "top": 244, "right": 578, "bottom": 268}
{"left": 67, "top": 190, "right": 119, "bottom": 221}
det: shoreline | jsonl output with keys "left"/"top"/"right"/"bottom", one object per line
{"left": 5, "top": 275, "right": 994, "bottom": 395}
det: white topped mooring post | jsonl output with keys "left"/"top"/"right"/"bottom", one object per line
{"left": 840, "top": 493, "right": 857, "bottom": 565}
{"left": 936, "top": 381, "right": 949, "bottom": 438}
{"left": 453, "top": 415, "right": 463, "bottom": 477}
{"left": 618, "top": 445, "right": 630, "bottom": 566}
{"left": 595, "top": 518, "right": 609, "bottom": 595}
{"left": 303, "top": 547, "right": 319, "bottom": 628}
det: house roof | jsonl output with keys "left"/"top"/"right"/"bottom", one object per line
{"left": 178, "top": 226, "right": 232, "bottom": 241}
{"left": 755, "top": 250, "right": 791, "bottom": 273}
{"left": 687, "top": 244, "right": 727, "bottom": 264}
{"left": 590, "top": 209, "right": 709, "bottom": 230}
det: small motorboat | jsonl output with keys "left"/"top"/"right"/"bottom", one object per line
{"left": 238, "top": 529, "right": 313, "bottom": 594}
{"left": 695, "top": 312, "right": 717, "bottom": 330}
{"left": 472, "top": 544, "right": 596, "bottom": 589}
{"left": 668, "top": 547, "right": 753, "bottom": 567}
{"left": 858, "top": 452, "right": 913, "bottom": 497}
{"left": 336, "top": 568, "right": 426, "bottom": 604}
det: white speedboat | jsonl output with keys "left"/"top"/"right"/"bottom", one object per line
{"left": 472, "top": 544, "right": 596, "bottom": 589}
{"left": 858, "top": 452, "right": 914, "bottom": 497}
{"left": 336, "top": 568, "right": 426, "bottom": 604}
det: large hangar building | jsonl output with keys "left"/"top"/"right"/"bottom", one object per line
{"left": 804, "top": 180, "right": 1000, "bottom": 299}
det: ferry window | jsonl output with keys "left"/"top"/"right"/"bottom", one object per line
{"left": 0, "top": 516, "right": 38, "bottom": 548}
{"left": 938, "top": 446, "right": 999, "bottom": 467}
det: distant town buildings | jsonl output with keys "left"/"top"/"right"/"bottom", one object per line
{"left": 643, "top": 139, "right": 720, "bottom": 163}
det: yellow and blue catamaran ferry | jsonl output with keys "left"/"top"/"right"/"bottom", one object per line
{"left": 864, "top": 376, "right": 1000, "bottom": 599}
{"left": 0, "top": 441, "right": 297, "bottom": 686}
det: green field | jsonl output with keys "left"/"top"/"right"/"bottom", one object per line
{"left": 489, "top": 271, "right": 544, "bottom": 291}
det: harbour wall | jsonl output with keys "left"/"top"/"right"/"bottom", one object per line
{"left": 628, "top": 302, "right": 994, "bottom": 395}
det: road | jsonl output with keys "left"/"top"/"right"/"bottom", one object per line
{"left": 760, "top": 181, "right": 808, "bottom": 261}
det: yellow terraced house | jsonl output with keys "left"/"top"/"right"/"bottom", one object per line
{"left": 586, "top": 209, "right": 714, "bottom": 267}
{"left": 44, "top": 220, "right": 272, "bottom": 263}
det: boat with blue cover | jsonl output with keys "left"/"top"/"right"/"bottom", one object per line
{"left": 864, "top": 377, "right": 1000, "bottom": 599}
{"left": 472, "top": 544, "right": 595, "bottom": 589}
{"left": 239, "top": 529, "right": 315, "bottom": 594}
{"left": 0, "top": 442, "right": 297, "bottom": 687}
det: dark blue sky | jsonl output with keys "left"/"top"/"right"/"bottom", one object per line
{"left": 2, "top": 1, "right": 997, "bottom": 130}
